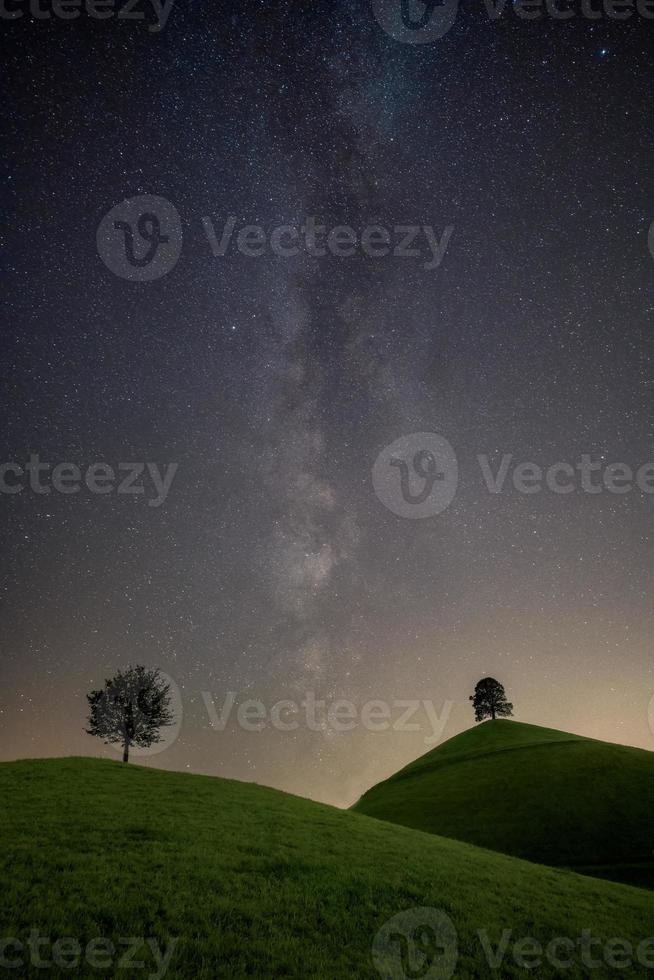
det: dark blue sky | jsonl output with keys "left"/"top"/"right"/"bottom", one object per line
{"left": 2, "top": 0, "right": 653, "bottom": 805}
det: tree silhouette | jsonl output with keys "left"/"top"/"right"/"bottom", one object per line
{"left": 86, "top": 665, "right": 174, "bottom": 763}
{"left": 469, "top": 677, "right": 513, "bottom": 722}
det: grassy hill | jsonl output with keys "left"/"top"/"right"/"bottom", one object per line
{"left": 2, "top": 758, "right": 654, "bottom": 978}
{"left": 353, "top": 720, "right": 654, "bottom": 889}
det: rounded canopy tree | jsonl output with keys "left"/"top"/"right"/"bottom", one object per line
{"left": 86, "top": 665, "right": 174, "bottom": 762}
{"left": 469, "top": 677, "right": 513, "bottom": 722}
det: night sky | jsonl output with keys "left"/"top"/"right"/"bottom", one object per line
{"left": 2, "top": 0, "right": 653, "bottom": 808}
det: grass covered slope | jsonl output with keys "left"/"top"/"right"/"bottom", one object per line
{"left": 2, "top": 758, "right": 654, "bottom": 978}
{"left": 353, "top": 720, "right": 654, "bottom": 887}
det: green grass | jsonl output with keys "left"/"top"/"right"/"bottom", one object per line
{"left": 2, "top": 758, "right": 654, "bottom": 978}
{"left": 353, "top": 720, "right": 654, "bottom": 888}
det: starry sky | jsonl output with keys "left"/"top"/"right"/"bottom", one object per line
{"left": 2, "top": 0, "right": 653, "bottom": 808}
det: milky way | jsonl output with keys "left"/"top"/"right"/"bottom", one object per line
{"left": 2, "top": 1, "right": 653, "bottom": 806}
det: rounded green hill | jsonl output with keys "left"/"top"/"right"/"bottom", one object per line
{"left": 2, "top": 756, "right": 654, "bottom": 977}
{"left": 353, "top": 719, "right": 654, "bottom": 889}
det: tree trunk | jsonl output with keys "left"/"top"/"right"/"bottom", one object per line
{"left": 122, "top": 739, "right": 129, "bottom": 763}
{"left": 491, "top": 707, "right": 496, "bottom": 720}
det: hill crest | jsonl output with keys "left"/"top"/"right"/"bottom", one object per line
{"left": 353, "top": 719, "right": 654, "bottom": 890}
